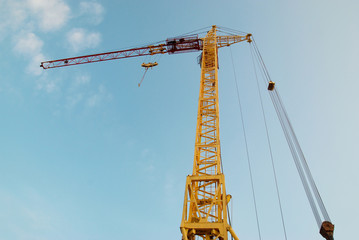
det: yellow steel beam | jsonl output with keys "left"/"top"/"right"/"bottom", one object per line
{"left": 180, "top": 25, "right": 250, "bottom": 240}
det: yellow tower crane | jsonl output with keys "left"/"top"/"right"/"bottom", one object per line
{"left": 41, "top": 25, "right": 334, "bottom": 240}
{"left": 41, "top": 25, "right": 249, "bottom": 240}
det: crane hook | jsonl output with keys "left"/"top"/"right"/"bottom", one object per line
{"left": 141, "top": 62, "right": 158, "bottom": 68}
{"left": 138, "top": 62, "right": 158, "bottom": 87}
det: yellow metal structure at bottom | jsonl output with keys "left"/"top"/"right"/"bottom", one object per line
{"left": 180, "top": 26, "right": 249, "bottom": 240}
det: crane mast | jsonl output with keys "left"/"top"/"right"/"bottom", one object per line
{"left": 180, "top": 26, "right": 238, "bottom": 240}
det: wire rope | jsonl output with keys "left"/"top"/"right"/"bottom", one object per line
{"left": 229, "top": 46, "right": 262, "bottom": 240}
{"left": 231, "top": 198, "right": 234, "bottom": 226}
{"left": 220, "top": 151, "right": 233, "bottom": 229}
{"left": 172, "top": 26, "right": 210, "bottom": 38}
{"left": 138, "top": 68, "right": 149, "bottom": 87}
{"left": 217, "top": 26, "right": 249, "bottom": 35}
{"left": 274, "top": 89, "right": 331, "bottom": 222}
{"left": 247, "top": 38, "right": 333, "bottom": 228}
{"left": 249, "top": 44, "right": 288, "bottom": 240}
{"left": 269, "top": 90, "right": 322, "bottom": 227}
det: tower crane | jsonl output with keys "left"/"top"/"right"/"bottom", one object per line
{"left": 42, "top": 25, "right": 249, "bottom": 240}
{"left": 41, "top": 25, "right": 334, "bottom": 240}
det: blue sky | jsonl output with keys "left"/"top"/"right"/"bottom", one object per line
{"left": 0, "top": 0, "right": 358, "bottom": 240}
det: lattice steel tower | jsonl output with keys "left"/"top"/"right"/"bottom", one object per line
{"left": 180, "top": 26, "right": 244, "bottom": 240}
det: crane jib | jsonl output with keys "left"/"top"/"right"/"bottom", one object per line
{"left": 40, "top": 37, "right": 204, "bottom": 69}
{"left": 40, "top": 33, "right": 250, "bottom": 69}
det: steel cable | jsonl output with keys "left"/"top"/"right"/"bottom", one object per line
{"left": 274, "top": 89, "right": 331, "bottom": 222}
{"left": 230, "top": 46, "right": 262, "bottom": 240}
{"left": 269, "top": 90, "right": 322, "bottom": 227}
{"left": 217, "top": 26, "right": 249, "bottom": 35}
{"left": 248, "top": 38, "right": 332, "bottom": 227}
{"left": 249, "top": 44, "right": 288, "bottom": 240}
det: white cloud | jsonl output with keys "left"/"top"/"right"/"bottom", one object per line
{"left": 80, "top": 1, "right": 105, "bottom": 25}
{"left": 0, "top": 1, "right": 29, "bottom": 37}
{"left": 27, "top": 53, "right": 46, "bottom": 76}
{"left": 13, "top": 32, "right": 45, "bottom": 76}
{"left": 0, "top": 1, "right": 70, "bottom": 77}
{"left": 66, "top": 28, "right": 101, "bottom": 53}
{"left": 14, "top": 32, "right": 43, "bottom": 56}
{"left": 0, "top": 0, "right": 70, "bottom": 34}
{"left": 1, "top": 0, "right": 107, "bottom": 100}
{"left": 27, "top": 0, "right": 70, "bottom": 31}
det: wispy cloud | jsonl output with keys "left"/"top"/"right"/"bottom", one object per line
{"left": 0, "top": 1, "right": 29, "bottom": 38}
{"left": 0, "top": 0, "right": 71, "bottom": 35}
{"left": 2, "top": 0, "right": 104, "bottom": 75}
{"left": 80, "top": 1, "right": 105, "bottom": 25}
{"left": 1, "top": 0, "right": 108, "bottom": 109}
{"left": 66, "top": 28, "right": 101, "bottom": 53}
{"left": 13, "top": 32, "right": 45, "bottom": 76}
{"left": 27, "top": 53, "right": 46, "bottom": 76}
{"left": 27, "top": 0, "right": 71, "bottom": 31}
{"left": 1, "top": 0, "right": 71, "bottom": 77}
{"left": 13, "top": 32, "right": 43, "bottom": 56}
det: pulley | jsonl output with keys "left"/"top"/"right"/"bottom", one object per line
{"left": 267, "top": 81, "right": 275, "bottom": 91}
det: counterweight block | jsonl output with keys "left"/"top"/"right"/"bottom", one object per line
{"left": 320, "top": 221, "right": 334, "bottom": 240}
